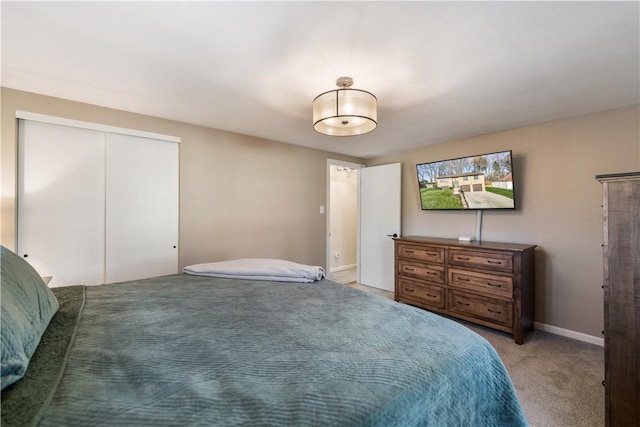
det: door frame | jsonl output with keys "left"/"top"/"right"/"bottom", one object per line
{"left": 326, "top": 159, "right": 365, "bottom": 277}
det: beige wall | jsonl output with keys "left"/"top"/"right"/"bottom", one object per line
{"left": 1, "top": 88, "right": 363, "bottom": 269}
{"left": 367, "top": 105, "right": 640, "bottom": 338}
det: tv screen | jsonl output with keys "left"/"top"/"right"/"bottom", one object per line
{"left": 416, "top": 150, "right": 515, "bottom": 210}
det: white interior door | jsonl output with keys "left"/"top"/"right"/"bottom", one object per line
{"left": 359, "top": 163, "right": 401, "bottom": 291}
{"left": 105, "top": 133, "right": 179, "bottom": 283}
{"left": 18, "top": 120, "right": 106, "bottom": 287}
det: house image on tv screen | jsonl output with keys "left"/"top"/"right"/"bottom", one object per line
{"left": 437, "top": 172, "right": 486, "bottom": 193}
{"left": 416, "top": 150, "right": 516, "bottom": 210}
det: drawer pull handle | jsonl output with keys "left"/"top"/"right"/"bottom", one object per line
{"left": 487, "top": 308, "right": 502, "bottom": 314}
{"left": 426, "top": 293, "right": 437, "bottom": 298}
{"left": 405, "top": 288, "right": 415, "bottom": 293}
{"left": 427, "top": 272, "right": 438, "bottom": 276}
{"left": 458, "top": 277, "right": 470, "bottom": 282}
{"left": 458, "top": 301, "right": 470, "bottom": 306}
{"left": 457, "top": 256, "right": 470, "bottom": 261}
{"left": 486, "top": 260, "right": 503, "bottom": 265}
{"left": 405, "top": 250, "right": 415, "bottom": 254}
{"left": 426, "top": 252, "right": 438, "bottom": 256}
{"left": 486, "top": 282, "right": 502, "bottom": 288}
{"left": 405, "top": 267, "right": 415, "bottom": 271}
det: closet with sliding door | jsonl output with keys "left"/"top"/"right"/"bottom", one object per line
{"left": 17, "top": 113, "right": 179, "bottom": 287}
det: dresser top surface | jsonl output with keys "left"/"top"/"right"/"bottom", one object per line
{"left": 394, "top": 236, "right": 536, "bottom": 252}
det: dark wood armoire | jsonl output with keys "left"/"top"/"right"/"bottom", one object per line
{"left": 596, "top": 172, "right": 640, "bottom": 427}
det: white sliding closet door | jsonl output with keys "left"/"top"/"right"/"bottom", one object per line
{"left": 105, "top": 133, "right": 179, "bottom": 283}
{"left": 18, "top": 114, "right": 180, "bottom": 288}
{"left": 18, "top": 120, "right": 106, "bottom": 287}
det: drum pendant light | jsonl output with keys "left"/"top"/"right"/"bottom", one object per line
{"left": 312, "top": 77, "right": 377, "bottom": 136}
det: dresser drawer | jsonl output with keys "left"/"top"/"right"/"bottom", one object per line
{"left": 398, "top": 259, "right": 445, "bottom": 284}
{"left": 448, "top": 268, "right": 513, "bottom": 299}
{"left": 397, "top": 243, "right": 445, "bottom": 264}
{"left": 449, "top": 249, "right": 513, "bottom": 273}
{"left": 398, "top": 278, "right": 445, "bottom": 309}
{"left": 447, "top": 290, "right": 513, "bottom": 327}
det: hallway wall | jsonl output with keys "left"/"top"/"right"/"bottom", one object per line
{"left": 329, "top": 165, "right": 358, "bottom": 271}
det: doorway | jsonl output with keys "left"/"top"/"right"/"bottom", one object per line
{"left": 326, "top": 159, "right": 363, "bottom": 284}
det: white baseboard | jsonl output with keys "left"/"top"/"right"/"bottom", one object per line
{"left": 330, "top": 264, "right": 356, "bottom": 273}
{"left": 534, "top": 322, "right": 604, "bottom": 347}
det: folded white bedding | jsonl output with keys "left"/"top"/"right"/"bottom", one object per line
{"left": 182, "top": 258, "right": 326, "bottom": 283}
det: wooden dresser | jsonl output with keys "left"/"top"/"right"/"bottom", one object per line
{"left": 394, "top": 236, "right": 536, "bottom": 344}
{"left": 596, "top": 172, "right": 640, "bottom": 427}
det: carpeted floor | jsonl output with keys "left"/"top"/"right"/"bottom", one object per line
{"left": 333, "top": 271, "right": 605, "bottom": 427}
{"left": 465, "top": 322, "right": 604, "bottom": 427}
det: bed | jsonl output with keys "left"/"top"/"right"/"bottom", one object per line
{"left": 1, "top": 246, "right": 528, "bottom": 426}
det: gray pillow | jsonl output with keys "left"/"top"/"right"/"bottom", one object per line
{"left": 1, "top": 246, "right": 59, "bottom": 390}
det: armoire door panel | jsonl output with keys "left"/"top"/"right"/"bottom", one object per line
{"left": 18, "top": 120, "right": 105, "bottom": 287}
{"left": 105, "top": 133, "right": 179, "bottom": 283}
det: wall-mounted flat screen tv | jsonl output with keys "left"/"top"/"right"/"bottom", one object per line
{"left": 416, "top": 150, "right": 515, "bottom": 210}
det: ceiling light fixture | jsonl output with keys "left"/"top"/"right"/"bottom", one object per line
{"left": 313, "top": 77, "right": 377, "bottom": 137}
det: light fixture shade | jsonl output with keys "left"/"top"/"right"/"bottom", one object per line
{"left": 313, "top": 79, "right": 377, "bottom": 136}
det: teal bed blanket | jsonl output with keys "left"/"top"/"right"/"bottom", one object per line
{"left": 3, "top": 274, "right": 527, "bottom": 426}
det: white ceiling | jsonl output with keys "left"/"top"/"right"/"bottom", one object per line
{"left": 2, "top": 1, "right": 638, "bottom": 159}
